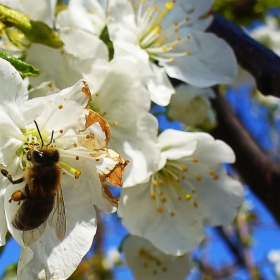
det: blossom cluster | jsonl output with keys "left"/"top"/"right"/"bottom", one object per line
{"left": 0, "top": 0, "right": 244, "bottom": 279}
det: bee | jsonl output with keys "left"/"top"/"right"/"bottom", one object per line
{"left": 0, "top": 121, "right": 66, "bottom": 245}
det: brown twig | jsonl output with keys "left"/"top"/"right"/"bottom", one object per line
{"left": 210, "top": 88, "right": 280, "bottom": 225}
{"left": 207, "top": 13, "right": 280, "bottom": 97}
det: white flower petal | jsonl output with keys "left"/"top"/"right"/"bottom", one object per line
{"left": 123, "top": 235, "right": 192, "bottom": 280}
{"left": 161, "top": 31, "right": 237, "bottom": 86}
{"left": 118, "top": 182, "right": 207, "bottom": 255}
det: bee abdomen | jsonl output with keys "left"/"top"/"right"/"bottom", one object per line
{"left": 12, "top": 195, "right": 55, "bottom": 231}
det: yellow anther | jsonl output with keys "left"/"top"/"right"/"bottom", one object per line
{"left": 154, "top": 5, "right": 161, "bottom": 11}
{"left": 147, "top": 7, "right": 152, "bottom": 12}
{"left": 174, "top": 22, "right": 178, "bottom": 26}
{"left": 186, "top": 51, "right": 191, "bottom": 55}
{"left": 165, "top": 2, "right": 174, "bottom": 9}
{"left": 185, "top": 194, "right": 192, "bottom": 200}
{"left": 151, "top": 193, "right": 157, "bottom": 200}
{"left": 75, "top": 169, "right": 82, "bottom": 179}
{"left": 171, "top": 43, "right": 176, "bottom": 48}
{"left": 157, "top": 206, "right": 164, "bottom": 213}
{"left": 185, "top": 17, "right": 190, "bottom": 22}
{"left": 95, "top": 92, "right": 99, "bottom": 96}
{"left": 174, "top": 28, "right": 179, "bottom": 33}
{"left": 178, "top": 196, "right": 182, "bottom": 200}
{"left": 153, "top": 180, "right": 159, "bottom": 186}
{"left": 187, "top": 35, "right": 191, "bottom": 39}
{"left": 73, "top": 142, "right": 77, "bottom": 147}
{"left": 113, "top": 121, "right": 118, "bottom": 126}
{"left": 177, "top": 36, "right": 182, "bottom": 41}
{"left": 170, "top": 212, "right": 175, "bottom": 216}
{"left": 141, "top": 0, "right": 146, "bottom": 2}
{"left": 209, "top": 170, "right": 216, "bottom": 176}
{"left": 193, "top": 202, "right": 198, "bottom": 208}
{"left": 196, "top": 175, "right": 202, "bottom": 182}
{"left": 181, "top": 167, "right": 188, "bottom": 172}
{"left": 213, "top": 175, "right": 219, "bottom": 180}
{"left": 161, "top": 197, "right": 167, "bottom": 203}
{"left": 192, "top": 190, "right": 196, "bottom": 194}
{"left": 169, "top": 57, "right": 175, "bottom": 62}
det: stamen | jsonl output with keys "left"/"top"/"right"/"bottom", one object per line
{"left": 60, "top": 161, "right": 82, "bottom": 179}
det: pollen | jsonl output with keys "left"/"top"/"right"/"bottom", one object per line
{"left": 157, "top": 206, "right": 164, "bottom": 213}
{"left": 151, "top": 193, "right": 157, "bottom": 200}
{"left": 181, "top": 167, "right": 188, "bottom": 172}
{"left": 161, "top": 197, "right": 167, "bottom": 203}
{"left": 75, "top": 169, "right": 82, "bottom": 179}
{"left": 209, "top": 170, "right": 216, "bottom": 176}
{"left": 162, "top": 45, "right": 168, "bottom": 51}
{"left": 177, "top": 36, "right": 182, "bottom": 41}
{"left": 73, "top": 142, "right": 77, "bottom": 147}
{"left": 192, "top": 158, "right": 199, "bottom": 163}
{"left": 213, "top": 175, "right": 219, "bottom": 180}
{"left": 58, "top": 105, "right": 63, "bottom": 109}
{"left": 154, "top": 5, "right": 160, "bottom": 11}
{"left": 196, "top": 175, "right": 202, "bottom": 182}
{"left": 153, "top": 180, "right": 159, "bottom": 186}
{"left": 171, "top": 43, "right": 176, "bottom": 48}
{"left": 185, "top": 194, "right": 192, "bottom": 200}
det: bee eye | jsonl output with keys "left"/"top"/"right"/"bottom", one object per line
{"left": 32, "top": 150, "right": 44, "bottom": 163}
{"left": 27, "top": 151, "right": 32, "bottom": 161}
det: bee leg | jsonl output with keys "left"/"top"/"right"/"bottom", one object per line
{"left": 0, "top": 168, "right": 24, "bottom": 184}
{"left": 9, "top": 189, "right": 28, "bottom": 204}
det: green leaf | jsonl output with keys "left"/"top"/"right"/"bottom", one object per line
{"left": 0, "top": 4, "right": 63, "bottom": 48}
{"left": 0, "top": 51, "right": 40, "bottom": 77}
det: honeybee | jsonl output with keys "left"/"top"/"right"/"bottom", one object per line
{"left": 0, "top": 121, "right": 66, "bottom": 245}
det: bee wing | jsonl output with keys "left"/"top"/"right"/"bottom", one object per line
{"left": 48, "top": 185, "right": 66, "bottom": 241}
{"left": 22, "top": 221, "right": 47, "bottom": 246}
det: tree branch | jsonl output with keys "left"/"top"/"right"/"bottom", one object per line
{"left": 210, "top": 89, "right": 280, "bottom": 225}
{"left": 207, "top": 13, "right": 280, "bottom": 97}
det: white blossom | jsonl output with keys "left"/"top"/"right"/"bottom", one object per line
{"left": 0, "top": 58, "right": 126, "bottom": 279}
{"left": 118, "top": 129, "right": 244, "bottom": 255}
{"left": 123, "top": 235, "right": 192, "bottom": 280}
{"left": 107, "top": 0, "right": 237, "bottom": 105}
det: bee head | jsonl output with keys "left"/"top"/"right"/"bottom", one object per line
{"left": 27, "top": 148, "right": 59, "bottom": 164}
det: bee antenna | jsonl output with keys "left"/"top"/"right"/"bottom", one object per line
{"left": 46, "top": 130, "right": 54, "bottom": 147}
{"left": 34, "top": 120, "right": 44, "bottom": 146}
